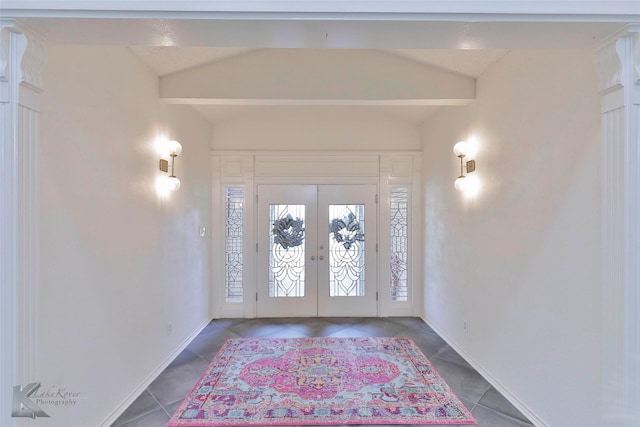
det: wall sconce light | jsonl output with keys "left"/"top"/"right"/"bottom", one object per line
{"left": 453, "top": 141, "right": 476, "bottom": 192}
{"left": 159, "top": 140, "right": 182, "bottom": 191}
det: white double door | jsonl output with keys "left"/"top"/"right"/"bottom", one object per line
{"left": 257, "top": 184, "right": 378, "bottom": 317}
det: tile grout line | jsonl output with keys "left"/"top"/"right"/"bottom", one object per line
{"left": 112, "top": 390, "right": 163, "bottom": 427}
{"left": 147, "top": 387, "right": 173, "bottom": 419}
{"left": 473, "top": 399, "right": 534, "bottom": 425}
{"left": 474, "top": 382, "right": 534, "bottom": 424}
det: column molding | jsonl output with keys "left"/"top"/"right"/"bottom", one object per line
{"left": 596, "top": 25, "right": 640, "bottom": 427}
{"left": 0, "top": 19, "right": 45, "bottom": 426}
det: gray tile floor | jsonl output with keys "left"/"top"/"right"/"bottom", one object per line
{"left": 111, "top": 317, "right": 534, "bottom": 427}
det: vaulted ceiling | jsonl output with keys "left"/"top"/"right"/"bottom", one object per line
{"left": 128, "top": 46, "right": 508, "bottom": 79}
{"left": 128, "top": 47, "right": 508, "bottom": 123}
{"left": 12, "top": 12, "right": 631, "bottom": 124}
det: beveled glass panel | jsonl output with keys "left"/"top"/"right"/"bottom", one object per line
{"left": 328, "top": 204, "right": 365, "bottom": 297}
{"left": 390, "top": 187, "right": 409, "bottom": 302}
{"left": 225, "top": 187, "right": 244, "bottom": 302}
{"left": 269, "top": 204, "right": 306, "bottom": 297}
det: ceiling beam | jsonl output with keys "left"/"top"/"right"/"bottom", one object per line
{"left": 159, "top": 49, "right": 475, "bottom": 106}
{"left": 3, "top": 1, "right": 640, "bottom": 19}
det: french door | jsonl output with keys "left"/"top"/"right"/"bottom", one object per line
{"left": 256, "top": 184, "right": 378, "bottom": 317}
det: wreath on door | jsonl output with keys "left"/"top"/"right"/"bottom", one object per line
{"left": 330, "top": 212, "right": 364, "bottom": 250}
{"left": 272, "top": 214, "right": 305, "bottom": 249}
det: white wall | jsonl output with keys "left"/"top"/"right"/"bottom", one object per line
{"left": 421, "top": 50, "right": 602, "bottom": 426}
{"left": 40, "top": 46, "right": 211, "bottom": 426}
{"left": 212, "top": 106, "right": 421, "bottom": 151}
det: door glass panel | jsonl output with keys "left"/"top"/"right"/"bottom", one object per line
{"left": 225, "top": 187, "right": 244, "bottom": 302}
{"left": 390, "top": 187, "right": 409, "bottom": 302}
{"left": 269, "top": 204, "right": 306, "bottom": 297}
{"left": 328, "top": 204, "right": 366, "bottom": 297}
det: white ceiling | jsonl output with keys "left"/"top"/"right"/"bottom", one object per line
{"left": 128, "top": 46, "right": 508, "bottom": 79}
{"left": 387, "top": 49, "right": 509, "bottom": 79}
{"left": 13, "top": 12, "right": 628, "bottom": 125}
{"left": 128, "top": 47, "right": 257, "bottom": 77}
{"left": 128, "top": 46, "right": 507, "bottom": 124}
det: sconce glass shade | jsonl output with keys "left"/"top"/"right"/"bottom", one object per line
{"left": 454, "top": 176, "right": 467, "bottom": 192}
{"left": 453, "top": 141, "right": 468, "bottom": 157}
{"left": 167, "top": 176, "right": 181, "bottom": 191}
{"left": 167, "top": 140, "right": 182, "bottom": 156}
{"left": 156, "top": 175, "right": 181, "bottom": 195}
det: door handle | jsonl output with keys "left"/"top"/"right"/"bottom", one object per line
{"left": 311, "top": 255, "right": 316, "bottom": 261}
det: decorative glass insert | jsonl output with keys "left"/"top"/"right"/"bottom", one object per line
{"left": 390, "top": 187, "right": 409, "bottom": 302}
{"left": 328, "top": 204, "right": 366, "bottom": 297}
{"left": 225, "top": 187, "right": 244, "bottom": 303}
{"left": 269, "top": 205, "right": 306, "bottom": 297}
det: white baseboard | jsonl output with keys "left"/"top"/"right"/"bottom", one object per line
{"left": 98, "top": 317, "right": 212, "bottom": 427}
{"left": 422, "top": 316, "right": 548, "bottom": 427}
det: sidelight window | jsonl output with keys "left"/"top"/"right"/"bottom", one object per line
{"left": 225, "top": 187, "right": 244, "bottom": 302}
{"left": 390, "top": 187, "right": 409, "bottom": 302}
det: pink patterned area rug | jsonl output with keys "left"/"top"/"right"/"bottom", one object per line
{"left": 167, "top": 336, "right": 476, "bottom": 426}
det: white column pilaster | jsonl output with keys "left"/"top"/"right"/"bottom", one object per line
{"left": 0, "top": 20, "right": 46, "bottom": 426}
{"left": 596, "top": 25, "right": 640, "bottom": 427}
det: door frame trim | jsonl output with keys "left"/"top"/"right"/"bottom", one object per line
{"left": 211, "top": 151, "right": 422, "bottom": 319}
